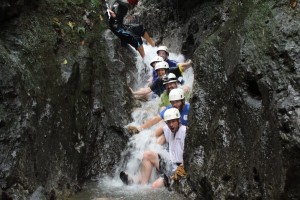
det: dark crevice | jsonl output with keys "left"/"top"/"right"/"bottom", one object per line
{"left": 222, "top": 174, "right": 231, "bottom": 182}
{"left": 253, "top": 167, "right": 260, "bottom": 182}
{"left": 246, "top": 78, "right": 262, "bottom": 100}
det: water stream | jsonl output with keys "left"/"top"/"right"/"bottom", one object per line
{"left": 69, "top": 36, "right": 193, "bottom": 199}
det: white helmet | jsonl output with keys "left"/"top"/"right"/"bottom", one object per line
{"left": 164, "top": 108, "right": 180, "bottom": 121}
{"left": 150, "top": 56, "right": 164, "bottom": 67}
{"left": 163, "top": 73, "right": 177, "bottom": 85}
{"left": 169, "top": 88, "right": 184, "bottom": 101}
{"left": 154, "top": 61, "right": 169, "bottom": 71}
{"left": 156, "top": 46, "right": 169, "bottom": 55}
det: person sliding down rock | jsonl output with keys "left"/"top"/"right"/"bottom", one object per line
{"left": 106, "top": 0, "right": 160, "bottom": 58}
{"left": 120, "top": 108, "right": 186, "bottom": 188}
{"left": 130, "top": 60, "right": 192, "bottom": 100}
{"left": 156, "top": 46, "right": 192, "bottom": 84}
{"left": 127, "top": 88, "right": 190, "bottom": 137}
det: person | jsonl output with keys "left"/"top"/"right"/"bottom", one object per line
{"left": 106, "top": 0, "right": 158, "bottom": 58}
{"left": 159, "top": 73, "right": 191, "bottom": 111}
{"left": 127, "top": 88, "right": 189, "bottom": 134}
{"left": 149, "top": 55, "right": 164, "bottom": 84}
{"left": 156, "top": 46, "right": 192, "bottom": 84}
{"left": 131, "top": 61, "right": 169, "bottom": 99}
{"left": 131, "top": 60, "right": 192, "bottom": 99}
{"left": 120, "top": 107, "right": 186, "bottom": 188}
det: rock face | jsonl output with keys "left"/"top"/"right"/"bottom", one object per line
{"left": 0, "top": 0, "right": 135, "bottom": 199}
{"left": 141, "top": 0, "right": 299, "bottom": 199}
{"left": 0, "top": 0, "right": 299, "bottom": 199}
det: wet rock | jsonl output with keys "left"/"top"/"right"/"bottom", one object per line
{"left": 1, "top": 0, "right": 299, "bottom": 199}
{"left": 0, "top": 0, "right": 134, "bottom": 199}
{"left": 134, "top": 0, "right": 300, "bottom": 199}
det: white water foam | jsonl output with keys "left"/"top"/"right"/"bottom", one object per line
{"left": 100, "top": 43, "right": 194, "bottom": 190}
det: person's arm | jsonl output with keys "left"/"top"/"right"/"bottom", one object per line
{"left": 127, "top": 115, "right": 162, "bottom": 134}
{"left": 154, "top": 126, "right": 164, "bottom": 138}
{"left": 178, "top": 59, "right": 192, "bottom": 72}
{"left": 107, "top": 9, "right": 116, "bottom": 18}
{"left": 139, "top": 115, "right": 162, "bottom": 130}
{"left": 147, "top": 76, "right": 153, "bottom": 87}
{"left": 156, "top": 134, "right": 166, "bottom": 145}
{"left": 131, "top": 87, "right": 152, "bottom": 96}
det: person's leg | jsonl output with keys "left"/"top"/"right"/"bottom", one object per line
{"left": 143, "top": 32, "right": 155, "bottom": 47}
{"left": 151, "top": 177, "right": 164, "bottom": 188}
{"left": 137, "top": 45, "right": 145, "bottom": 58}
{"left": 140, "top": 151, "right": 159, "bottom": 184}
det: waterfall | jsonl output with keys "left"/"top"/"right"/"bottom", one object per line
{"left": 69, "top": 39, "right": 193, "bottom": 199}
{"left": 101, "top": 44, "right": 194, "bottom": 187}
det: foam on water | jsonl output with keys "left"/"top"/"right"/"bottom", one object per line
{"left": 103, "top": 44, "right": 193, "bottom": 188}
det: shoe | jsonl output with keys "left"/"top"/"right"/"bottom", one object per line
{"left": 120, "top": 171, "right": 133, "bottom": 185}
{"left": 121, "top": 41, "right": 128, "bottom": 47}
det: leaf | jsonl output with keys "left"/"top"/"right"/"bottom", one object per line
{"left": 62, "top": 59, "right": 68, "bottom": 65}
{"left": 52, "top": 17, "right": 61, "bottom": 27}
{"left": 77, "top": 26, "right": 86, "bottom": 34}
{"left": 67, "top": 21, "right": 75, "bottom": 30}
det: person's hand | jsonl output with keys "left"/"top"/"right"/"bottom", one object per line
{"left": 127, "top": 125, "right": 142, "bottom": 135}
{"left": 185, "top": 59, "right": 192, "bottom": 66}
{"left": 129, "top": 87, "right": 134, "bottom": 93}
{"left": 107, "top": 9, "right": 116, "bottom": 18}
{"left": 182, "top": 85, "right": 190, "bottom": 94}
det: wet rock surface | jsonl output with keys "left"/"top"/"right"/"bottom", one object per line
{"left": 140, "top": 0, "right": 300, "bottom": 199}
{"left": 0, "top": 0, "right": 299, "bottom": 199}
{"left": 146, "top": 0, "right": 300, "bottom": 199}
{"left": 0, "top": 0, "right": 135, "bottom": 199}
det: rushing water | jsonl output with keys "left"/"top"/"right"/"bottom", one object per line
{"left": 69, "top": 35, "right": 193, "bottom": 199}
{"left": 69, "top": 180, "right": 186, "bottom": 200}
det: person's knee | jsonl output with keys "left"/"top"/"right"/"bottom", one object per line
{"left": 143, "top": 151, "right": 155, "bottom": 160}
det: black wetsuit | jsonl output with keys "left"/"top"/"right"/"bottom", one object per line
{"left": 108, "top": 1, "right": 146, "bottom": 49}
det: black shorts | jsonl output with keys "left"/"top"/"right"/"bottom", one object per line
{"left": 112, "top": 24, "right": 145, "bottom": 50}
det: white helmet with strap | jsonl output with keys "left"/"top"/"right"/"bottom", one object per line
{"left": 154, "top": 61, "right": 169, "bottom": 71}
{"left": 163, "top": 73, "right": 177, "bottom": 85}
{"left": 150, "top": 56, "right": 164, "bottom": 67}
{"left": 156, "top": 46, "right": 169, "bottom": 55}
{"left": 164, "top": 108, "right": 180, "bottom": 121}
{"left": 169, "top": 88, "right": 184, "bottom": 101}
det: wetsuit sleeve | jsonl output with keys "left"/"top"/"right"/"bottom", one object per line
{"left": 160, "top": 105, "right": 172, "bottom": 119}
{"left": 149, "top": 80, "right": 157, "bottom": 92}
{"left": 178, "top": 64, "right": 184, "bottom": 73}
{"left": 160, "top": 108, "right": 166, "bottom": 119}
{"left": 169, "top": 67, "right": 182, "bottom": 78}
{"left": 111, "top": 1, "right": 128, "bottom": 25}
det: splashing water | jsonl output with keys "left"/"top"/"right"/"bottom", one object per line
{"left": 69, "top": 42, "right": 192, "bottom": 199}
{"left": 104, "top": 44, "right": 194, "bottom": 189}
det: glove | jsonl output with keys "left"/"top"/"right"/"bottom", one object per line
{"left": 171, "top": 165, "right": 186, "bottom": 181}
{"left": 127, "top": 125, "right": 140, "bottom": 135}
